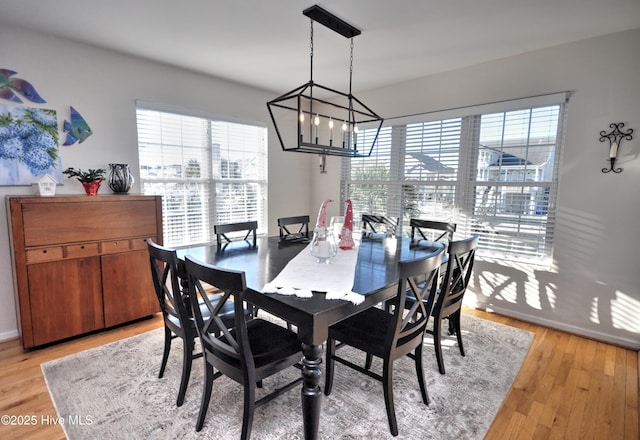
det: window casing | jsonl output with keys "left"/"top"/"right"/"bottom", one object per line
{"left": 136, "top": 106, "right": 267, "bottom": 248}
{"left": 342, "top": 95, "right": 567, "bottom": 265}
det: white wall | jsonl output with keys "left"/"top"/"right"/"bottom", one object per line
{"left": 355, "top": 28, "right": 640, "bottom": 349}
{"left": 0, "top": 25, "right": 313, "bottom": 341}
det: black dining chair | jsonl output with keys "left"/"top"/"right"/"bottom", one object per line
{"left": 409, "top": 218, "right": 456, "bottom": 244}
{"left": 214, "top": 221, "right": 258, "bottom": 253}
{"left": 361, "top": 214, "right": 399, "bottom": 239}
{"left": 184, "top": 255, "right": 303, "bottom": 439}
{"left": 324, "top": 248, "right": 445, "bottom": 437}
{"left": 406, "top": 234, "right": 479, "bottom": 374}
{"left": 147, "top": 239, "right": 236, "bottom": 407}
{"left": 277, "top": 215, "right": 310, "bottom": 244}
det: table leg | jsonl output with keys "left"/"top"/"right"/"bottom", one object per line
{"left": 301, "top": 342, "right": 322, "bottom": 439}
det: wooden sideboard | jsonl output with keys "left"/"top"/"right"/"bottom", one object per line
{"left": 7, "top": 195, "right": 163, "bottom": 348}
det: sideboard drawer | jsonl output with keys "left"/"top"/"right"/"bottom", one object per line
{"left": 130, "top": 237, "right": 153, "bottom": 251}
{"left": 26, "top": 247, "right": 63, "bottom": 264}
{"left": 65, "top": 243, "right": 100, "bottom": 259}
{"left": 100, "top": 239, "right": 131, "bottom": 255}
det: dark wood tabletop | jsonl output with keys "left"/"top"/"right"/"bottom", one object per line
{"left": 178, "top": 235, "right": 443, "bottom": 439}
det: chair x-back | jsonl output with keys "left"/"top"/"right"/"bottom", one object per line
{"left": 404, "top": 234, "right": 478, "bottom": 374}
{"left": 324, "top": 248, "right": 444, "bottom": 436}
{"left": 410, "top": 219, "right": 456, "bottom": 244}
{"left": 426, "top": 234, "right": 479, "bottom": 374}
{"left": 214, "top": 221, "right": 258, "bottom": 253}
{"left": 277, "top": 215, "right": 310, "bottom": 244}
{"left": 185, "top": 256, "right": 303, "bottom": 439}
{"left": 361, "top": 214, "right": 399, "bottom": 239}
{"left": 147, "top": 239, "right": 195, "bottom": 407}
{"left": 147, "top": 239, "right": 235, "bottom": 407}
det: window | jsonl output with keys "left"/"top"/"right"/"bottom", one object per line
{"left": 343, "top": 93, "right": 568, "bottom": 264}
{"left": 136, "top": 105, "right": 267, "bottom": 248}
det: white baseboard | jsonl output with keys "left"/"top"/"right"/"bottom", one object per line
{"left": 485, "top": 305, "right": 640, "bottom": 351}
{"left": 0, "top": 329, "right": 19, "bottom": 343}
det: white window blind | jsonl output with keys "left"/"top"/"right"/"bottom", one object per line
{"left": 343, "top": 126, "right": 394, "bottom": 231}
{"left": 402, "top": 118, "right": 463, "bottom": 228}
{"left": 470, "top": 106, "right": 561, "bottom": 261}
{"left": 136, "top": 107, "right": 267, "bottom": 248}
{"left": 343, "top": 94, "right": 567, "bottom": 265}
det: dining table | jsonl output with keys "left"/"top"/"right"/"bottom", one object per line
{"left": 177, "top": 235, "right": 443, "bottom": 439}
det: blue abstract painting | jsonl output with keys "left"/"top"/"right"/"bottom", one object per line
{"left": 0, "top": 104, "right": 61, "bottom": 185}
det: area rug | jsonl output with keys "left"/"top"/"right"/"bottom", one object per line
{"left": 42, "top": 314, "right": 533, "bottom": 439}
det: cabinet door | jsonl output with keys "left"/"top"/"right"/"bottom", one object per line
{"left": 101, "top": 250, "right": 160, "bottom": 327}
{"left": 27, "top": 257, "right": 104, "bottom": 346}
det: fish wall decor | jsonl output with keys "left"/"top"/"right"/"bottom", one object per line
{"left": 63, "top": 106, "right": 93, "bottom": 145}
{"left": 0, "top": 69, "right": 46, "bottom": 104}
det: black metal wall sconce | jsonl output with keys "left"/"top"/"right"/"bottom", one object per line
{"left": 599, "top": 122, "right": 633, "bottom": 173}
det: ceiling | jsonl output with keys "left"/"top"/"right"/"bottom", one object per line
{"left": 2, "top": 1, "right": 639, "bottom": 94}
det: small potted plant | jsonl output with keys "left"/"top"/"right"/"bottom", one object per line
{"left": 62, "top": 167, "right": 106, "bottom": 196}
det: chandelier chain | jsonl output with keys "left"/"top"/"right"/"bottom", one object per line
{"left": 310, "top": 19, "right": 314, "bottom": 58}
{"left": 350, "top": 38, "right": 354, "bottom": 74}
{"left": 349, "top": 38, "right": 354, "bottom": 95}
{"left": 309, "top": 19, "right": 314, "bottom": 83}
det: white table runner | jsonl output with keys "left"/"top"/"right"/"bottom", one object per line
{"left": 263, "top": 243, "right": 364, "bottom": 304}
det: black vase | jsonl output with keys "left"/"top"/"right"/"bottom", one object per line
{"left": 108, "top": 163, "right": 134, "bottom": 193}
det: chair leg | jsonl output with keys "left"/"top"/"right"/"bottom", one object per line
{"left": 453, "top": 311, "right": 465, "bottom": 357}
{"left": 241, "top": 381, "right": 256, "bottom": 440}
{"left": 196, "top": 359, "right": 215, "bottom": 432}
{"left": 433, "top": 318, "right": 446, "bottom": 375}
{"left": 382, "top": 359, "right": 399, "bottom": 437}
{"left": 176, "top": 337, "right": 194, "bottom": 407}
{"left": 447, "top": 315, "right": 455, "bottom": 335}
{"left": 414, "top": 345, "right": 430, "bottom": 405}
{"left": 323, "top": 339, "right": 336, "bottom": 395}
{"left": 159, "top": 326, "right": 172, "bottom": 378}
{"left": 365, "top": 353, "right": 373, "bottom": 370}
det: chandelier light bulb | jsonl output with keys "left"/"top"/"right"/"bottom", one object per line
{"left": 298, "top": 112, "right": 305, "bottom": 142}
{"left": 328, "top": 118, "right": 334, "bottom": 146}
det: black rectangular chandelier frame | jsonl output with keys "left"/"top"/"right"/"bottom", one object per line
{"left": 267, "top": 4, "right": 384, "bottom": 158}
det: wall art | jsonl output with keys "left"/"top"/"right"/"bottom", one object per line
{"left": 63, "top": 106, "right": 93, "bottom": 145}
{"left": 0, "top": 69, "right": 46, "bottom": 104}
{"left": 0, "top": 104, "right": 61, "bottom": 185}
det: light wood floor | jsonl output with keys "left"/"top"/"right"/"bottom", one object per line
{"left": 0, "top": 308, "right": 637, "bottom": 439}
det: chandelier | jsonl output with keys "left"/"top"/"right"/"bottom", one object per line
{"left": 267, "top": 5, "right": 383, "bottom": 160}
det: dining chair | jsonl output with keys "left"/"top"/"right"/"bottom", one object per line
{"left": 361, "top": 214, "right": 399, "bottom": 239}
{"left": 184, "top": 255, "right": 303, "bottom": 439}
{"left": 147, "top": 239, "right": 235, "bottom": 407}
{"left": 214, "top": 220, "right": 258, "bottom": 253}
{"left": 409, "top": 218, "right": 456, "bottom": 244}
{"left": 407, "top": 234, "right": 479, "bottom": 374}
{"left": 277, "top": 215, "right": 310, "bottom": 244}
{"left": 324, "top": 248, "right": 445, "bottom": 437}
